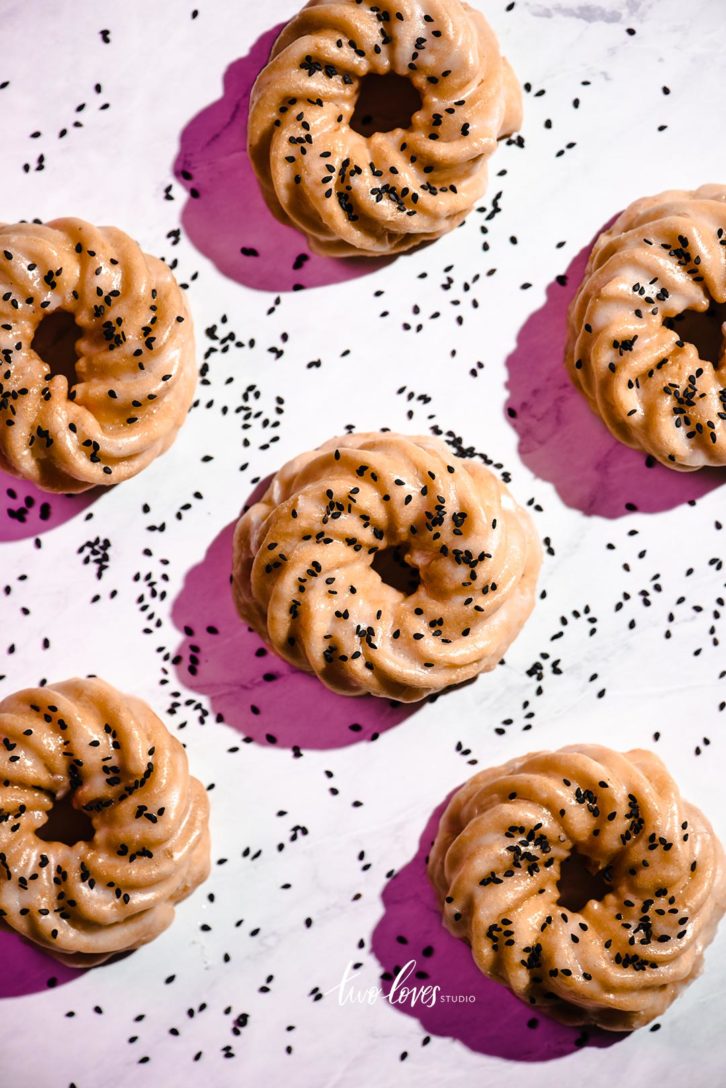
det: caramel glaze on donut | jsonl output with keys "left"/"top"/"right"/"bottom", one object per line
{"left": 0, "top": 219, "right": 197, "bottom": 492}
{"left": 232, "top": 432, "right": 541, "bottom": 702}
{"left": 429, "top": 745, "right": 726, "bottom": 1030}
{"left": 0, "top": 678, "right": 210, "bottom": 966}
{"left": 567, "top": 185, "right": 726, "bottom": 471}
{"left": 248, "top": 0, "right": 522, "bottom": 256}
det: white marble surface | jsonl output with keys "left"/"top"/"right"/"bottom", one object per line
{"left": 0, "top": 0, "right": 725, "bottom": 1084}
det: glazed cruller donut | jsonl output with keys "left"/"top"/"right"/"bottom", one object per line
{"left": 233, "top": 432, "right": 541, "bottom": 702}
{"left": 429, "top": 744, "right": 726, "bottom": 1030}
{"left": 0, "top": 218, "right": 197, "bottom": 492}
{"left": 248, "top": 0, "right": 522, "bottom": 256}
{"left": 0, "top": 678, "right": 210, "bottom": 966}
{"left": 567, "top": 185, "right": 726, "bottom": 470}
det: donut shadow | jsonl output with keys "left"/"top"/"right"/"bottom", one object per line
{"left": 171, "top": 478, "right": 420, "bottom": 750}
{"left": 173, "top": 24, "right": 391, "bottom": 293}
{"left": 371, "top": 799, "right": 623, "bottom": 1061}
{"left": 0, "top": 927, "right": 84, "bottom": 998}
{"left": 504, "top": 232, "right": 725, "bottom": 518}
{"left": 0, "top": 470, "right": 100, "bottom": 542}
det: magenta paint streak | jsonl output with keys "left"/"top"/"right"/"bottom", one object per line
{"left": 0, "top": 471, "right": 97, "bottom": 543}
{"left": 0, "top": 928, "right": 83, "bottom": 998}
{"left": 504, "top": 237, "right": 724, "bottom": 518}
{"left": 173, "top": 25, "right": 389, "bottom": 293}
{"left": 371, "top": 799, "right": 622, "bottom": 1060}
{"left": 171, "top": 487, "right": 417, "bottom": 749}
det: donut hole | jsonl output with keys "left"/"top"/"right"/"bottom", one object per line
{"left": 36, "top": 791, "right": 94, "bottom": 846}
{"left": 371, "top": 544, "right": 421, "bottom": 596}
{"left": 664, "top": 299, "right": 726, "bottom": 367}
{"left": 31, "top": 309, "right": 82, "bottom": 386}
{"left": 556, "top": 850, "right": 611, "bottom": 912}
{"left": 350, "top": 73, "right": 423, "bottom": 137}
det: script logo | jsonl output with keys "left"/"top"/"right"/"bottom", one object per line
{"left": 326, "top": 959, "right": 476, "bottom": 1008}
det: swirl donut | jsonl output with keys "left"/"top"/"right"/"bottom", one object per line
{"left": 0, "top": 218, "right": 197, "bottom": 493}
{"left": 0, "top": 678, "right": 210, "bottom": 967}
{"left": 428, "top": 744, "right": 726, "bottom": 1030}
{"left": 232, "top": 432, "right": 541, "bottom": 702}
{"left": 566, "top": 185, "right": 726, "bottom": 470}
{"left": 248, "top": 0, "right": 522, "bottom": 256}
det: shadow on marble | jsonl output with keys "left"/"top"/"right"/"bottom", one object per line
{"left": 0, "top": 470, "right": 98, "bottom": 542}
{"left": 371, "top": 798, "right": 622, "bottom": 1061}
{"left": 0, "top": 928, "right": 84, "bottom": 998}
{"left": 171, "top": 479, "right": 419, "bottom": 749}
{"left": 504, "top": 235, "right": 725, "bottom": 518}
{"left": 173, "top": 23, "right": 390, "bottom": 293}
